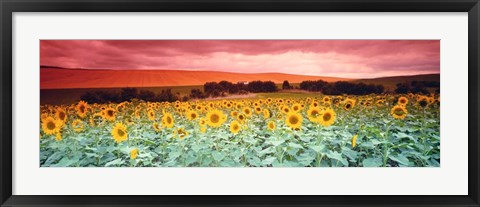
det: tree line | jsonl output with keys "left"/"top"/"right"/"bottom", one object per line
{"left": 394, "top": 81, "right": 440, "bottom": 94}
{"left": 80, "top": 88, "right": 181, "bottom": 104}
{"left": 298, "top": 80, "right": 385, "bottom": 95}
{"left": 79, "top": 79, "right": 440, "bottom": 103}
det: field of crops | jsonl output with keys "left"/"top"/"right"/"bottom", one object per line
{"left": 40, "top": 93, "right": 440, "bottom": 167}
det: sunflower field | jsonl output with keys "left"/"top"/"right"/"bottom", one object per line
{"left": 40, "top": 93, "right": 440, "bottom": 167}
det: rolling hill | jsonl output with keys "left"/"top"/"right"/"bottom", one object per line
{"left": 354, "top": 74, "right": 440, "bottom": 90}
{"left": 40, "top": 68, "right": 352, "bottom": 89}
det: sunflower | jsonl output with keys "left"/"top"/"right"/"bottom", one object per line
{"left": 89, "top": 117, "right": 95, "bottom": 127}
{"left": 130, "top": 148, "right": 138, "bottom": 160}
{"left": 263, "top": 109, "right": 271, "bottom": 119}
{"left": 134, "top": 110, "right": 141, "bottom": 119}
{"left": 72, "top": 119, "right": 84, "bottom": 132}
{"left": 254, "top": 107, "right": 262, "bottom": 114}
{"left": 147, "top": 109, "right": 155, "bottom": 121}
{"left": 229, "top": 120, "right": 241, "bottom": 135}
{"left": 352, "top": 134, "right": 358, "bottom": 148}
{"left": 390, "top": 105, "right": 408, "bottom": 119}
{"left": 206, "top": 109, "right": 226, "bottom": 128}
{"left": 103, "top": 107, "right": 116, "bottom": 121}
{"left": 276, "top": 113, "right": 283, "bottom": 120}
{"left": 243, "top": 107, "right": 252, "bottom": 117}
{"left": 152, "top": 122, "right": 162, "bottom": 132}
{"left": 417, "top": 96, "right": 429, "bottom": 108}
{"left": 200, "top": 127, "right": 207, "bottom": 133}
{"left": 319, "top": 108, "right": 336, "bottom": 127}
{"left": 75, "top": 101, "right": 88, "bottom": 118}
{"left": 55, "top": 107, "right": 67, "bottom": 124}
{"left": 292, "top": 103, "right": 302, "bottom": 112}
{"left": 174, "top": 127, "right": 189, "bottom": 139}
{"left": 376, "top": 99, "right": 385, "bottom": 107}
{"left": 199, "top": 118, "right": 207, "bottom": 127}
{"left": 343, "top": 99, "right": 356, "bottom": 111}
{"left": 230, "top": 111, "right": 239, "bottom": 117}
{"left": 322, "top": 96, "right": 331, "bottom": 103}
{"left": 186, "top": 110, "right": 198, "bottom": 120}
{"left": 111, "top": 123, "right": 128, "bottom": 143}
{"left": 285, "top": 112, "right": 302, "bottom": 130}
{"left": 267, "top": 121, "right": 276, "bottom": 131}
{"left": 55, "top": 132, "right": 62, "bottom": 141}
{"left": 41, "top": 116, "right": 62, "bottom": 135}
{"left": 398, "top": 96, "right": 408, "bottom": 106}
{"left": 307, "top": 107, "right": 321, "bottom": 122}
{"left": 162, "top": 113, "right": 175, "bottom": 128}
{"left": 237, "top": 114, "right": 246, "bottom": 123}
{"left": 281, "top": 106, "right": 291, "bottom": 114}
{"left": 40, "top": 112, "right": 48, "bottom": 121}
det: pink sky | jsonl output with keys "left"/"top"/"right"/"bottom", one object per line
{"left": 40, "top": 40, "right": 439, "bottom": 79}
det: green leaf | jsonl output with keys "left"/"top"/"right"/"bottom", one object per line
{"left": 258, "top": 147, "right": 275, "bottom": 156}
{"left": 388, "top": 154, "right": 410, "bottom": 166}
{"left": 326, "top": 151, "right": 348, "bottom": 166}
{"left": 267, "top": 139, "right": 285, "bottom": 147}
{"left": 288, "top": 142, "right": 303, "bottom": 149}
{"left": 310, "top": 145, "right": 325, "bottom": 153}
{"left": 212, "top": 151, "right": 226, "bottom": 161}
{"left": 105, "top": 158, "right": 124, "bottom": 167}
{"left": 52, "top": 156, "right": 80, "bottom": 167}
{"left": 168, "top": 151, "right": 182, "bottom": 159}
{"left": 341, "top": 147, "right": 358, "bottom": 161}
{"left": 262, "top": 157, "right": 277, "bottom": 165}
{"left": 362, "top": 158, "right": 383, "bottom": 167}
{"left": 360, "top": 141, "right": 375, "bottom": 149}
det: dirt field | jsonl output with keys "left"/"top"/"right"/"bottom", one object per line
{"left": 40, "top": 68, "right": 350, "bottom": 89}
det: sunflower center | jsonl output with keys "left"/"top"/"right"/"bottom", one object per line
{"left": 289, "top": 115, "right": 299, "bottom": 125}
{"left": 269, "top": 123, "right": 274, "bottom": 128}
{"left": 323, "top": 113, "right": 331, "bottom": 121}
{"left": 117, "top": 129, "right": 125, "bottom": 137}
{"left": 191, "top": 113, "right": 197, "bottom": 119}
{"left": 210, "top": 114, "right": 220, "bottom": 123}
{"left": 233, "top": 124, "right": 239, "bottom": 131}
{"left": 166, "top": 116, "right": 172, "bottom": 124}
{"left": 107, "top": 110, "right": 114, "bottom": 117}
{"left": 419, "top": 100, "right": 428, "bottom": 107}
{"left": 59, "top": 112, "right": 66, "bottom": 120}
{"left": 311, "top": 110, "right": 319, "bottom": 116}
{"left": 346, "top": 103, "right": 351, "bottom": 109}
{"left": 80, "top": 105, "right": 85, "bottom": 113}
{"left": 47, "top": 121, "right": 56, "bottom": 130}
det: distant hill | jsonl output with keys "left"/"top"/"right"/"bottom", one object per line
{"left": 354, "top": 74, "right": 440, "bottom": 90}
{"left": 40, "top": 67, "right": 439, "bottom": 90}
{"left": 40, "top": 68, "right": 352, "bottom": 89}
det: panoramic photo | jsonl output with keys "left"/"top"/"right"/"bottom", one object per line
{"left": 40, "top": 40, "right": 440, "bottom": 167}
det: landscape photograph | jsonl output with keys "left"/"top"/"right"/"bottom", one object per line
{"left": 40, "top": 40, "right": 440, "bottom": 167}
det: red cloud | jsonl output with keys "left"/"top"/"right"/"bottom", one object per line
{"left": 40, "top": 40, "right": 439, "bottom": 78}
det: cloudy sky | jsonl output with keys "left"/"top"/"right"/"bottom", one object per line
{"left": 40, "top": 40, "right": 439, "bottom": 78}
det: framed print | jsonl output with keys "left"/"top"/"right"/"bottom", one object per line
{"left": 1, "top": 0, "right": 479, "bottom": 206}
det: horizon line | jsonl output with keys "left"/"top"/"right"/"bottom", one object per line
{"left": 40, "top": 65, "right": 440, "bottom": 80}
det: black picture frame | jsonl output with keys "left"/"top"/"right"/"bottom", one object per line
{"left": 1, "top": 0, "right": 479, "bottom": 206}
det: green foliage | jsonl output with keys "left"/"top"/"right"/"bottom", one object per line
{"left": 40, "top": 94, "right": 440, "bottom": 167}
